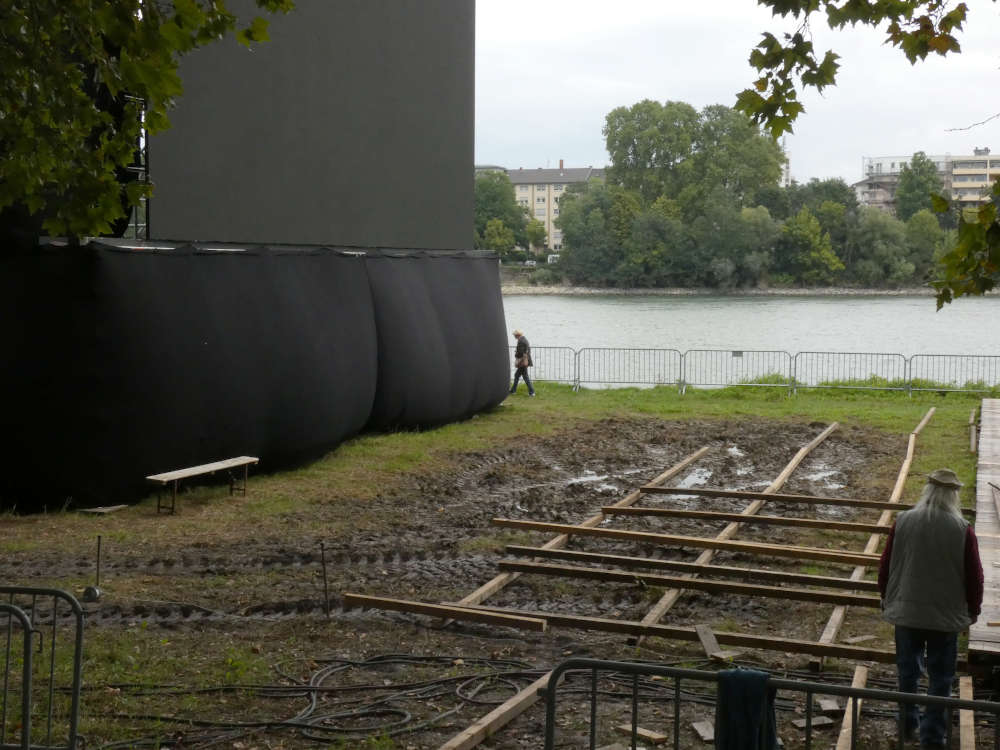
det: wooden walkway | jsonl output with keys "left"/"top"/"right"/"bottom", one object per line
{"left": 970, "top": 399, "right": 1000, "bottom": 658}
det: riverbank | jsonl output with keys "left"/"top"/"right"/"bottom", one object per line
{"left": 501, "top": 284, "right": 936, "bottom": 296}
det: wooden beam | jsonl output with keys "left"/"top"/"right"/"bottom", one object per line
{"left": 638, "top": 486, "right": 972, "bottom": 517}
{"left": 503, "top": 545, "right": 880, "bottom": 592}
{"left": 342, "top": 594, "right": 547, "bottom": 632}
{"left": 635, "top": 421, "right": 840, "bottom": 645}
{"left": 834, "top": 666, "right": 869, "bottom": 750}
{"left": 960, "top": 675, "right": 974, "bottom": 750}
{"left": 454, "top": 446, "right": 712, "bottom": 609}
{"left": 459, "top": 603, "right": 896, "bottom": 663}
{"left": 812, "top": 408, "right": 935, "bottom": 672}
{"left": 971, "top": 408, "right": 979, "bottom": 454}
{"left": 695, "top": 623, "right": 742, "bottom": 661}
{"left": 491, "top": 518, "right": 879, "bottom": 567}
{"left": 602, "top": 506, "right": 892, "bottom": 534}
{"left": 438, "top": 671, "right": 556, "bottom": 750}
{"left": 496, "top": 560, "right": 882, "bottom": 608}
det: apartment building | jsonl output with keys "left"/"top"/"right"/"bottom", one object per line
{"left": 853, "top": 148, "right": 997, "bottom": 214}
{"left": 506, "top": 161, "right": 605, "bottom": 251}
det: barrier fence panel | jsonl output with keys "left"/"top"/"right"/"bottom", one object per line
{"left": 576, "top": 348, "right": 682, "bottom": 387}
{"left": 682, "top": 350, "right": 793, "bottom": 390}
{"left": 508, "top": 346, "right": 578, "bottom": 386}
{"left": 0, "top": 588, "right": 84, "bottom": 750}
{"left": 504, "top": 347, "right": 1000, "bottom": 393}
{"left": 909, "top": 354, "right": 1000, "bottom": 392}
{"left": 543, "top": 658, "right": 1000, "bottom": 750}
{"left": 794, "top": 352, "right": 909, "bottom": 391}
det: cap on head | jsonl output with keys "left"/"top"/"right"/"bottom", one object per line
{"left": 927, "top": 468, "right": 962, "bottom": 489}
{"left": 512, "top": 329, "right": 523, "bottom": 337}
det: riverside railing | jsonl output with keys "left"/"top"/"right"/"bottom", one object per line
{"left": 542, "top": 658, "right": 1000, "bottom": 750}
{"left": 510, "top": 347, "right": 1000, "bottom": 393}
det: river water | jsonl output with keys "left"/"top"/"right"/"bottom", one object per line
{"left": 501, "top": 294, "right": 999, "bottom": 356}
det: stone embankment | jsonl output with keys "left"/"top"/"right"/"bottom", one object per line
{"left": 501, "top": 284, "right": 936, "bottom": 296}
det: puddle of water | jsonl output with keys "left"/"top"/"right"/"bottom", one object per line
{"left": 804, "top": 464, "right": 846, "bottom": 490}
{"left": 567, "top": 470, "right": 610, "bottom": 485}
{"left": 676, "top": 467, "right": 713, "bottom": 488}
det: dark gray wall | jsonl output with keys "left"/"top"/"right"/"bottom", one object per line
{"left": 150, "top": 0, "right": 474, "bottom": 249}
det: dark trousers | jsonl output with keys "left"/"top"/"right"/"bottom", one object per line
{"left": 510, "top": 367, "right": 534, "bottom": 395}
{"left": 894, "top": 625, "right": 957, "bottom": 745}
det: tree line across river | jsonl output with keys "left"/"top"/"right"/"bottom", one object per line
{"left": 475, "top": 100, "right": 963, "bottom": 291}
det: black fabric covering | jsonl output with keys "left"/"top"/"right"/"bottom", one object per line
{"left": 1, "top": 243, "right": 507, "bottom": 510}
{"left": 365, "top": 251, "right": 509, "bottom": 429}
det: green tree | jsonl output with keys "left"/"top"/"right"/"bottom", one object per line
{"left": 686, "top": 104, "right": 784, "bottom": 209}
{"left": 895, "top": 151, "right": 943, "bottom": 221}
{"left": 603, "top": 100, "right": 699, "bottom": 203}
{"left": 555, "top": 182, "right": 624, "bottom": 286}
{"left": 734, "top": 1, "right": 997, "bottom": 305}
{"left": 0, "top": 0, "right": 294, "bottom": 240}
{"left": 482, "top": 218, "right": 515, "bottom": 255}
{"left": 774, "top": 207, "right": 844, "bottom": 286}
{"left": 524, "top": 218, "right": 547, "bottom": 253}
{"left": 847, "top": 208, "right": 912, "bottom": 287}
{"left": 474, "top": 171, "right": 528, "bottom": 249}
{"left": 906, "top": 208, "right": 946, "bottom": 278}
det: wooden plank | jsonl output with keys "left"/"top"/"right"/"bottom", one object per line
{"left": 835, "top": 666, "right": 869, "bottom": 750}
{"left": 454, "top": 447, "right": 712, "bottom": 609}
{"left": 496, "top": 560, "right": 882, "bottom": 608}
{"left": 603, "top": 506, "right": 892, "bottom": 534}
{"left": 342, "top": 594, "right": 547, "bottom": 632}
{"left": 492, "top": 518, "right": 879, "bottom": 567}
{"left": 694, "top": 624, "right": 741, "bottom": 661}
{"left": 147, "top": 456, "right": 259, "bottom": 483}
{"left": 615, "top": 724, "right": 670, "bottom": 745}
{"left": 503, "top": 545, "right": 881, "bottom": 592}
{"left": 459, "top": 604, "right": 896, "bottom": 663}
{"left": 960, "top": 675, "right": 974, "bottom": 750}
{"left": 972, "top": 408, "right": 979, "bottom": 454}
{"left": 792, "top": 716, "right": 835, "bottom": 729}
{"left": 438, "top": 671, "right": 556, "bottom": 750}
{"left": 812, "top": 408, "right": 935, "bottom": 671}
{"left": 639, "top": 486, "right": 972, "bottom": 517}
{"left": 691, "top": 720, "right": 714, "bottom": 742}
{"left": 78, "top": 505, "right": 128, "bottom": 514}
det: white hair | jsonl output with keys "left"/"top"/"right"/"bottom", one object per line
{"left": 913, "top": 481, "right": 963, "bottom": 519}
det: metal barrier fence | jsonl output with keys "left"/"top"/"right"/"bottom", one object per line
{"left": 509, "top": 347, "right": 1000, "bottom": 393}
{"left": 542, "top": 658, "right": 1000, "bottom": 750}
{"left": 0, "top": 588, "right": 84, "bottom": 750}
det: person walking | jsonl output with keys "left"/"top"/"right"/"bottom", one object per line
{"left": 509, "top": 329, "right": 535, "bottom": 396}
{"left": 878, "top": 468, "right": 983, "bottom": 748}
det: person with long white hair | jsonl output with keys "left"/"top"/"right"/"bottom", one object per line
{"left": 878, "top": 468, "right": 984, "bottom": 748}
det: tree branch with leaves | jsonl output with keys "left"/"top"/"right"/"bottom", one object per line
{"left": 736, "top": 0, "right": 997, "bottom": 307}
{"left": 0, "top": 0, "right": 294, "bottom": 242}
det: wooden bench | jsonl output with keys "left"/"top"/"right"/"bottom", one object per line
{"left": 147, "top": 456, "right": 259, "bottom": 514}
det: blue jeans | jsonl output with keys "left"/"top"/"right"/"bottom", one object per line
{"left": 510, "top": 367, "right": 534, "bottom": 395}
{"left": 894, "top": 625, "right": 957, "bottom": 746}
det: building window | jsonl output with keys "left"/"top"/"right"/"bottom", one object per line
{"left": 534, "top": 208, "right": 545, "bottom": 217}
{"left": 536, "top": 197, "right": 545, "bottom": 203}
{"left": 518, "top": 199, "right": 528, "bottom": 206}
{"left": 553, "top": 184, "right": 563, "bottom": 191}
{"left": 536, "top": 185, "right": 547, "bottom": 191}
{"left": 553, "top": 208, "right": 559, "bottom": 215}
{"left": 518, "top": 185, "right": 528, "bottom": 191}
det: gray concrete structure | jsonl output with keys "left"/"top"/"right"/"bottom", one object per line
{"left": 150, "top": 0, "right": 474, "bottom": 250}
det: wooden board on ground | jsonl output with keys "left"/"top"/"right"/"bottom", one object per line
{"left": 78, "top": 505, "right": 128, "bottom": 514}
{"left": 615, "top": 724, "right": 670, "bottom": 745}
{"left": 792, "top": 716, "right": 835, "bottom": 729}
{"left": 694, "top": 624, "right": 742, "bottom": 661}
{"left": 691, "top": 720, "right": 714, "bottom": 742}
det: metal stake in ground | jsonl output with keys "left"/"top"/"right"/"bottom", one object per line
{"left": 83, "top": 535, "right": 102, "bottom": 602}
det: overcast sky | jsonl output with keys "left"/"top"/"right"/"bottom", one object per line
{"left": 475, "top": 0, "right": 1000, "bottom": 185}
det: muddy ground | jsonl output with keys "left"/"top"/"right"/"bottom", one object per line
{"left": 4, "top": 416, "right": 980, "bottom": 749}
